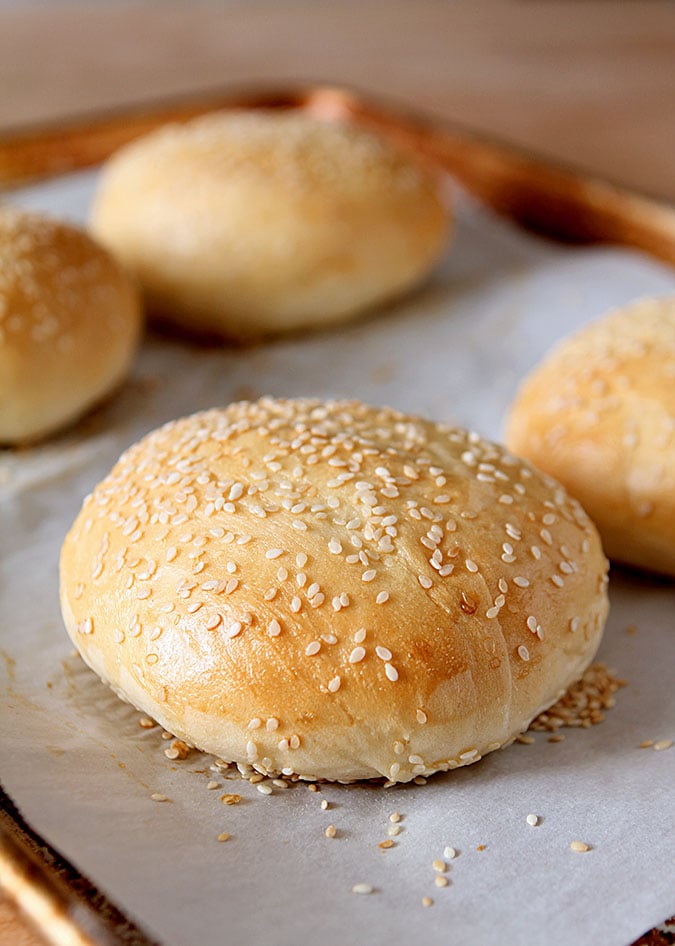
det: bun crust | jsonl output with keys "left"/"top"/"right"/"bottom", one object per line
{"left": 90, "top": 111, "right": 449, "bottom": 341}
{"left": 506, "top": 297, "right": 675, "bottom": 576}
{"left": 60, "top": 398, "right": 608, "bottom": 782}
{"left": 0, "top": 206, "right": 141, "bottom": 444}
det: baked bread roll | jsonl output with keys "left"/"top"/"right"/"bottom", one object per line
{"left": 60, "top": 398, "right": 608, "bottom": 782}
{"left": 506, "top": 296, "right": 675, "bottom": 577}
{"left": 0, "top": 206, "right": 141, "bottom": 444}
{"left": 89, "top": 111, "right": 449, "bottom": 341}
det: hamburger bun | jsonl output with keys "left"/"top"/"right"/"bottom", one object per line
{"left": 506, "top": 296, "right": 675, "bottom": 577}
{"left": 90, "top": 110, "right": 449, "bottom": 341}
{"left": 60, "top": 398, "right": 608, "bottom": 782}
{"left": 0, "top": 205, "right": 142, "bottom": 444}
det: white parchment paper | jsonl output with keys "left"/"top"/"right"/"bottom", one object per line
{"left": 1, "top": 171, "right": 674, "bottom": 946}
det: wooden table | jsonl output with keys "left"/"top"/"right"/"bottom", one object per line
{"left": 1, "top": 3, "right": 674, "bottom": 943}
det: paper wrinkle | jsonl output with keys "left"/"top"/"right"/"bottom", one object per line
{"left": 2, "top": 172, "right": 675, "bottom": 946}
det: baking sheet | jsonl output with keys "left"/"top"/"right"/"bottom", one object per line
{"left": 1, "top": 170, "right": 675, "bottom": 946}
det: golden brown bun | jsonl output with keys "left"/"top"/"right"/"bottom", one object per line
{"left": 89, "top": 111, "right": 449, "bottom": 341}
{"left": 60, "top": 398, "right": 608, "bottom": 782}
{"left": 506, "top": 296, "right": 675, "bottom": 577}
{"left": 0, "top": 205, "right": 142, "bottom": 444}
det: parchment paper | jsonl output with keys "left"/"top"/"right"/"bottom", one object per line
{"left": 1, "top": 171, "right": 674, "bottom": 946}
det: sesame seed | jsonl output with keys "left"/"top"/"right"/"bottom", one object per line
{"left": 443, "top": 847, "right": 457, "bottom": 859}
{"left": 362, "top": 569, "right": 377, "bottom": 582}
{"left": 389, "top": 812, "right": 402, "bottom": 823}
{"left": 349, "top": 646, "right": 366, "bottom": 664}
{"left": 422, "top": 897, "right": 433, "bottom": 908}
{"left": 526, "top": 814, "right": 539, "bottom": 826}
{"left": 206, "top": 614, "right": 222, "bottom": 630}
{"left": 151, "top": 793, "right": 169, "bottom": 802}
{"left": 328, "top": 675, "right": 341, "bottom": 692}
{"left": 376, "top": 591, "right": 390, "bottom": 604}
{"left": 378, "top": 840, "right": 394, "bottom": 849}
{"left": 384, "top": 663, "right": 399, "bottom": 682}
{"left": 570, "top": 840, "right": 591, "bottom": 853}
{"left": 654, "top": 740, "right": 673, "bottom": 751}
{"left": 518, "top": 645, "right": 530, "bottom": 661}
{"left": 207, "top": 781, "right": 219, "bottom": 790}
{"left": 321, "top": 799, "right": 329, "bottom": 810}
{"left": 248, "top": 718, "right": 262, "bottom": 730}
{"left": 486, "top": 606, "right": 500, "bottom": 619}
{"left": 266, "top": 717, "right": 279, "bottom": 732}
{"left": 217, "top": 832, "right": 230, "bottom": 842}
{"left": 220, "top": 794, "right": 241, "bottom": 805}
{"left": 354, "top": 627, "right": 367, "bottom": 643}
{"left": 387, "top": 824, "right": 401, "bottom": 836}
{"left": 513, "top": 577, "right": 530, "bottom": 588}
{"left": 256, "top": 783, "right": 273, "bottom": 795}
{"left": 325, "top": 825, "right": 337, "bottom": 839}
{"left": 434, "top": 876, "right": 449, "bottom": 888}
{"left": 305, "top": 640, "right": 321, "bottom": 656}
{"left": 226, "top": 622, "right": 242, "bottom": 638}
{"left": 267, "top": 619, "right": 281, "bottom": 637}
{"left": 416, "top": 709, "right": 428, "bottom": 724}
{"left": 265, "top": 548, "right": 284, "bottom": 559}
{"left": 375, "top": 646, "right": 392, "bottom": 660}
{"left": 290, "top": 596, "right": 302, "bottom": 612}
{"left": 418, "top": 575, "right": 433, "bottom": 589}
{"left": 351, "top": 883, "right": 372, "bottom": 895}
{"left": 432, "top": 859, "right": 446, "bottom": 872}
{"left": 465, "top": 559, "right": 478, "bottom": 572}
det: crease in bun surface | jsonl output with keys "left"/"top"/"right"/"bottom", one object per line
{"left": 90, "top": 110, "right": 449, "bottom": 341}
{"left": 60, "top": 398, "right": 608, "bottom": 782}
{"left": 0, "top": 205, "right": 141, "bottom": 444}
{"left": 506, "top": 296, "right": 675, "bottom": 577}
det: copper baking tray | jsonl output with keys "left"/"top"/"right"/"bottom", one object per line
{"left": 1, "top": 84, "right": 674, "bottom": 946}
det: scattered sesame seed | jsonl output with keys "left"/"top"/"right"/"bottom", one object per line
{"left": 416, "top": 709, "right": 428, "bottom": 725}
{"left": 570, "top": 840, "right": 591, "bottom": 853}
{"left": 654, "top": 740, "right": 673, "bottom": 751}
{"left": 379, "top": 840, "right": 394, "bottom": 849}
{"left": 387, "top": 824, "right": 401, "bottom": 837}
{"left": 138, "top": 716, "right": 156, "bottom": 729}
{"left": 422, "top": 897, "right": 433, "bottom": 908}
{"left": 256, "top": 783, "right": 273, "bottom": 795}
{"left": 207, "top": 781, "right": 219, "bottom": 790}
{"left": 351, "top": 883, "right": 372, "bottom": 895}
{"left": 434, "top": 876, "right": 449, "bottom": 888}
{"left": 389, "top": 812, "right": 402, "bottom": 823}
{"left": 321, "top": 799, "right": 329, "bottom": 810}
{"left": 221, "top": 794, "right": 241, "bottom": 805}
{"left": 325, "top": 825, "right": 337, "bottom": 838}
{"left": 518, "top": 645, "right": 530, "bottom": 661}
{"left": 443, "top": 847, "right": 457, "bottom": 859}
{"left": 432, "top": 860, "right": 446, "bottom": 872}
{"left": 217, "top": 832, "right": 230, "bottom": 842}
{"left": 526, "top": 814, "right": 539, "bottom": 826}
{"left": 150, "top": 793, "right": 169, "bottom": 802}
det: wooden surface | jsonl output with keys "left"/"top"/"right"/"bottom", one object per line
{"left": 1, "top": 3, "right": 674, "bottom": 944}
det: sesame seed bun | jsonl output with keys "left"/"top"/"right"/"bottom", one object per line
{"left": 506, "top": 296, "right": 675, "bottom": 577}
{"left": 60, "top": 398, "right": 608, "bottom": 782}
{"left": 0, "top": 206, "right": 142, "bottom": 444}
{"left": 89, "top": 111, "right": 449, "bottom": 342}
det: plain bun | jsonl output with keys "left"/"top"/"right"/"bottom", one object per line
{"left": 0, "top": 205, "right": 142, "bottom": 444}
{"left": 506, "top": 296, "right": 675, "bottom": 577}
{"left": 89, "top": 111, "right": 449, "bottom": 341}
{"left": 60, "top": 398, "right": 608, "bottom": 782}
